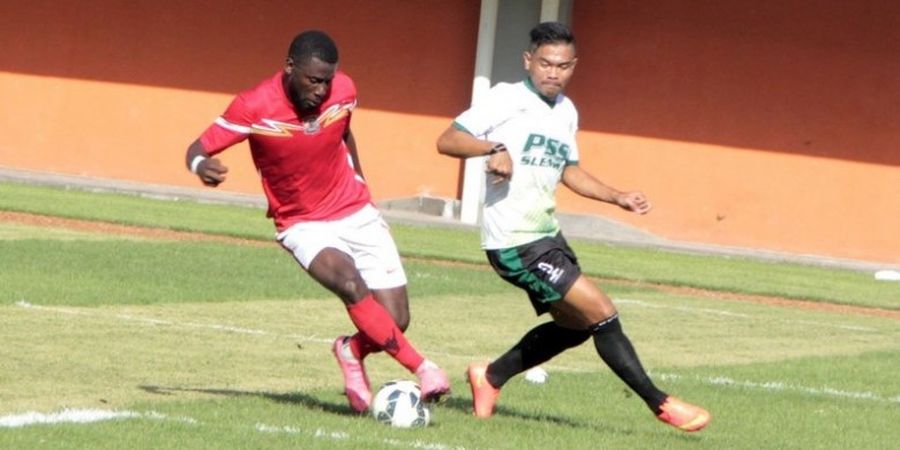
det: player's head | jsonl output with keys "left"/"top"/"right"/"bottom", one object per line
{"left": 523, "top": 22, "right": 577, "bottom": 99}
{"left": 284, "top": 30, "right": 339, "bottom": 111}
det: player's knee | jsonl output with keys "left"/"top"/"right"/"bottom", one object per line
{"left": 588, "top": 313, "right": 621, "bottom": 335}
{"left": 557, "top": 325, "right": 591, "bottom": 347}
{"left": 333, "top": 276, "right": 369, "bottom": 304}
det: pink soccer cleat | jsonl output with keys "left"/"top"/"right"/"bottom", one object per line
{"left": 332, "top": 336, "right": 372, "bottom": 413}
{"left": 415, "top": 359, "right": 451, "bottom": 403}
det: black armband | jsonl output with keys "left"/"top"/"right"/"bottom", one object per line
{"left": 488, "top": 143, "right": 508, "bottom": 155}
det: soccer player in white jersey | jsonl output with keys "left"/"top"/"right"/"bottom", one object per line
{"left": 436, "top": 22, "right": 710, "bottom": 432}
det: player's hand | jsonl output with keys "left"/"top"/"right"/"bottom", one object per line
{"left": 486, "top": 144, "right": 512, "bottom": 184}
{"left": 197, "top": 157, "right": 228, "bottom": 187}
{"left": 616, "top": 191, "right": 652, "bottom": 214}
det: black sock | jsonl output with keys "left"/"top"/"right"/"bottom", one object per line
{"left": 591, "top": 314, "right": 668, "bottom": 413}
{"left": 487, "top": 321, "right": 590, "bottom": 388}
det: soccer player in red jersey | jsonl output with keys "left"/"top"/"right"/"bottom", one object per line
{"left": 185, "top": 30, "right": 449, "bottom": 413}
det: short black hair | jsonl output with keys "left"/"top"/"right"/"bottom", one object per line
{"left": 529, "top": 22, "right": 575, "bottom": 52}
{"left": 288, "top": 30, "right": 339, "bottom": 65}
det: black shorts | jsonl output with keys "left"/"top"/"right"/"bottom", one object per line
{"left": 485, "top": 233, "right": 582, "bottom": 315}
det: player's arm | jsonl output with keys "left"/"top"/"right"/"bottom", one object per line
{"left": 185, "top": 139, "right": 229, "bottom": 188}
{"left": 344, "top": 128, "right": 366, "bottom": 180}
{"left": 436, "top": 126, "right": 497, "bottom": 158}
{"left": 561, "top": 165, "right": 651, "bottom": 214}
{"left": 436, "top": 125, "right": 512, "bottom": 182}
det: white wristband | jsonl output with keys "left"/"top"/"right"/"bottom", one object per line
{"left": 189, "top": 155, "right": 207, "bottom": 174}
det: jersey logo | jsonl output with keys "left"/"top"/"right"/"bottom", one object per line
{"left": 248, "top": 100, "right": 356, "bottom": 137}
{"left": 520, "top": 133, "right": 571, "bottom": 169}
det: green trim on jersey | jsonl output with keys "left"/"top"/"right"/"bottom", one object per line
{"left": 524, "top": 77, "right": 558, "bottom": 108}
{"left": 452, "top": 121, "right": 472, "bottom": 135}
{"left": 497, "top": 248, "right": 562, "bottom": 303}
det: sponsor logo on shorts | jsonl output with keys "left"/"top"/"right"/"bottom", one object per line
{"left": 537, "top": 262, "right": 564, "bottom": 283}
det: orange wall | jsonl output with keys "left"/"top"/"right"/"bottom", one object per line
{"left": 0, "top": 1, "right": 897, "bottom": 264}
{"left": 564, "top": 1, "right": 899, "bottom": 263}
{"left": 0, "top": 0, "right": 477, "bottom": 199}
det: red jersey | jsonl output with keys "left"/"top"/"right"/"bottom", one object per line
{"left": 199, "top": 71, "right": 371, "bottom": 231}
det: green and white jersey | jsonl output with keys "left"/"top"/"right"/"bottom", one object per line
{"left": 454, "top": 78, "right": 579, "bottom": 250}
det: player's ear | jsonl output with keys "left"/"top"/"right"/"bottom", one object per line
{"left": 523, "top": 50, "right": 532, "bottom": 70}
{"left": 284, "top": 57, "right": 295, "bottom": 75}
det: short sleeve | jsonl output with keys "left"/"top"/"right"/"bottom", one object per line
{"left": 198, "top": 93, "right": 253, "bottom": 155}
{"left": 453, "top": 83, "right": 516, "bottom": 138}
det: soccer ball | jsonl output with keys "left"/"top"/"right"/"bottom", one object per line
{"left": 371, "top": 380, "right": 430, "bottom": 428}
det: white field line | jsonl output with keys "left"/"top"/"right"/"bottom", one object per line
{"left": 12, "top": 300, "right": 897, "bottom": 405}
{"left": 0, "top": 408, "right": 196, "bottom": 428}
{"left": 614, "top": 298, "right": 881, "bottom": 332}
{"left": 0, "top": 408, "right": 472, "bottom": 450}
{"left": 14, "top": 300, "right": 332, "bottom": 344}
{"left": 652, "top": 372, "right": 900, "bottom": 404}
{"left": 255, "top": 423, "right": 472, "bottom": 450}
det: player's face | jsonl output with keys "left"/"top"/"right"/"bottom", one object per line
{"left": 285, "top": 56, "right": 336, "bottom": 111}
{"left": 523, "top": 43, "right": 577, "bottom": 98}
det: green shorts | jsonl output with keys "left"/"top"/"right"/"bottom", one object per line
{"left": 485, "top": 233, "right": 582, "bottom": 315}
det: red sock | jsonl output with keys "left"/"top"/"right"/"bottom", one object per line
{"left": 348, "top": 332, "right": 381, "bottom": 360}
{"left": 346, "top": 294, "right": 424, "bottom": 372}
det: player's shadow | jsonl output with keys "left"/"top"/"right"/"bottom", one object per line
{"left": 138, "top": 384, "right": 702, "bottom": 441}
{"left": 440, "top": 396, "right": 696, "bottom": 441}
{"left": 440, "top": 396, "right": 583, "bottom": 428}
{"left": 138, "top": 384, "right": 359, "bottom": 416}
{"left": 141, "top": 384, "right": 579, "bottom": 426}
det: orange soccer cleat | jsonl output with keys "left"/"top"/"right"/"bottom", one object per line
{"left": 656, "top": 396, "right": 711, "bottom": 432}
{"left": 466, "top": 363, "right": 501, "bottom": 418}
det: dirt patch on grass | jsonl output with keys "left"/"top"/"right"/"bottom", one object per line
{"left": 615, "top": 280, "right": 900, "bottom": 319}
{"left": 3, "top": 210, "right": 898, "bottom": 320}
{"left": 0, "top": 211, "right": 270, "bottom": 247}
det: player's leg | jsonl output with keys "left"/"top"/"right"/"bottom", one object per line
{"left": 468, "top": 320, "right": 589, "bottom": 418}
{"left": 469, "top": 236, "right": 589, "bottom": 417}
{"left": 483, "top": 321, "right": 589, "bottom": 389}
{"left": 553, "top": 277, "right": 666, "bottom": 408}
{"left": 332, "top": 286, "right": 412, "bottom": 404}
{"left": 339, "top": 205, "right": 449, "bottom": 402}
{"left": 279, "top": 209, "right": 428, "bottom": 371}
{"left": 556, "top": 276, "right": 711, "bottom": 432}
{"left": 300, "top": 247, "right": 379, "bottom": 412}
{"left": 304, "top": 249, "right": 424, "bottom": 367}
{"left": 340, "top": 285, "right": 409, "bottom": 365}
{"left": 371, "top": 285, "right": 410, "bottom": 330}
{"left": 278, "top": 214, "right": 441, "bottom": 411}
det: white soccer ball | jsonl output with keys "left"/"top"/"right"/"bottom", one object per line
{"left": 371, "top": 380, "right": 431, "bottom": 428}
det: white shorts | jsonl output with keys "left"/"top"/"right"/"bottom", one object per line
{"left": 276, "top": 204, "right": 408, "bottom": 290}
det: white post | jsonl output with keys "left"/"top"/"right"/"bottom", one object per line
{"left": 459, "top": 0, "right": 499, "bottom": 225}
{"left": 540, "top": 0, "right": 560, "bottom": 21}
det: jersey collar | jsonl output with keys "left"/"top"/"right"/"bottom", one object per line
{"left": 524, "top": 77, "right": 559, "bottom": 108}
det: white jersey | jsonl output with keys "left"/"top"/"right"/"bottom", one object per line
{"left": 454, "top": 79, "right": 579, "bottom": 249}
